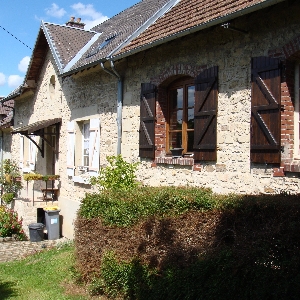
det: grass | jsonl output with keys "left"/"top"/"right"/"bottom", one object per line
{"left": 0, "top": 242, "right": 96, "bottom": 300}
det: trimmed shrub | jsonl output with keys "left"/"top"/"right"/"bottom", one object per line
{"left": 78, "top": 186, "right": 234, "bottom": 227}
{"left": 75, "top": 192, "right": 300, "bottom": 299}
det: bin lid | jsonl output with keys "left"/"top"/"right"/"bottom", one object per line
{"left": 43, "top": 206, "right": 60, "bottom": 212}
{"left": 28, "top": 223, "right": 45, "bottom": 229}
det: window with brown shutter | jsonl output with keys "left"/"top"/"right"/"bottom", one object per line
{"left": 251, "top": 56, "right": 281, "bottom": 163}
{"left": 139, "top": 67, "right": 218, "bottom": 162}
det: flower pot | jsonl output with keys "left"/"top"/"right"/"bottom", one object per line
{"left": 170, "top": 148, "right": 184, "bottom": 158}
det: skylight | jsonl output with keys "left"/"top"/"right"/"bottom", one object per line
{"left": 85, "top": 33, "right": 117, "bottom": 58}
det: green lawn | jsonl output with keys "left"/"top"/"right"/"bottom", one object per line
{"left": 0, "top": 242, "right": 91, "bottom": 300}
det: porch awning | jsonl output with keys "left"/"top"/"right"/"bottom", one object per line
{"left": 12, "top": 118, "right": 61, "bottom": 158}
{"left": 12, "top": 118, "right": 62, "bottom": 134}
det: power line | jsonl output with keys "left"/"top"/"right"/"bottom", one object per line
{"left": 0, "top": 24, "right": 32, "bottom": 50}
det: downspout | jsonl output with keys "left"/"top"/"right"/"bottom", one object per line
{"left": 100, "top": 60, "right": 123, "bottom": 155}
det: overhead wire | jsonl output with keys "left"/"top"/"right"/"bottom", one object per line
{"left": 0, "top": 24, "right": 32, "bottom": 50}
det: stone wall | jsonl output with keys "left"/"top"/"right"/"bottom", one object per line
{"left": 118, "top": 2, "right": 300, "bottom": 194}
{"left": 11, "top": 52, "right": 120, "bottom": 238}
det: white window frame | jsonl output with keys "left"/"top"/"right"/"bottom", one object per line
{"left": 67, "top": 118, "right": 100, "bottom": 182}
{"left": 82, "top": 121, "right": 90, "bottom": 168}
{"left": 294, "top": 63, "right": 300, "bottom": 159}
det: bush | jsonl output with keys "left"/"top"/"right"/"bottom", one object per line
{"left": 78, "top": 186, "right": 235, "bottom": 227}
{"left": 0, "top": 206, "right": 26, "bottom": 240}
{"left": 90, "top": 155, "right": 139, "bottom": 191}
{"left": 76, "top": 192, "right": 300, "bottom": 299}
{"left": 89, "top": 251, "right": 154, "bottom": 299}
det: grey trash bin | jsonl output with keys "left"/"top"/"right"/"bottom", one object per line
{"left": 28, "top": 223, "right": 44, "bottom": 242}
{"left": 44, "top": 208, "right": 61, "bottom": 240}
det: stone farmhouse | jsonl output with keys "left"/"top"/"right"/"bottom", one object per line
{"left": 1, "top": 0, "right": 300, "bottom": 238}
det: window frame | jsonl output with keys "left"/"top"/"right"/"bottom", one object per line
{"left": 166, "top": 77, "right": 195, "bottom": 155}
{"left": 82, "top": 121, "right": 90, "bottom": 168}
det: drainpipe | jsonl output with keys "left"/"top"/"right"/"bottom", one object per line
{"left": 100, "top": 60, "right": 123, "bottom": 155}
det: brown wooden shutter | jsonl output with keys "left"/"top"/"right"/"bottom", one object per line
{"left": 139, "top": 83, "right": 156, "bottom": 158}
{"left": 194, "top": 66, "right": 218, "bottom": 161}
{"left": 251, "top": 56, "right": 281, "bottom": 163}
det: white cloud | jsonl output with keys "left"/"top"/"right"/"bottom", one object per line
{"left": 45, "top": 3, "right": 66, "bottom": 18}
{"left": 8, "top": 75, "right": 23, "bottom": 89}
{"left": 0, "top": 73, "right": 6, "bottom": 86}
{"left": 71, "top": 3, "right": 108, "bottom": 30}
{"left": 18, "top": 56, "right": 30, "bottom": 73}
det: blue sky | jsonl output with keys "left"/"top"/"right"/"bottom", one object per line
{"left": 0, "top": 1, "right": 139, "bottom": 97}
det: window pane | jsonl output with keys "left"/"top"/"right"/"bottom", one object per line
{"left": 84, "top": 156, "right": 89, "bottom": 167}
{"left": 169, "top": 131, "right": 182, "bottom": 149}
{"left": 84, "top": 143, "right": 89, "bottom": 155}
{"left": 170, "top": 88, "right": 183, "bottom": 132}
{"left": 188, "top": 86, "right": 195, "bottom": 107}
{"left": 170, "top": 88, "right": 183, "bottom": 109}
{"left": 187, "top": 108, "right": 194, "bottom": 129}
{"left": 83, "top": 123, "right": 90, "bottom": 139}
{"left": 187, "top": 131, "right": 194, "bottom": 152}
{"left": 177, "top": 88, "right": 183, "bottom": 108}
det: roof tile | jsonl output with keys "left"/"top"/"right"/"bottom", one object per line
{"left": 118, "top": 0, "right": 277, "bottom": 54}
{"left": 44, "top": 24, "right": 97, "bottom": 68}
{"left": 69, "top": 0, "right": 171, "bottom": 72}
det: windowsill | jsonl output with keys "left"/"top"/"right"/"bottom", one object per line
{"left": 154, "top": 157, "right": 194, "bottom": 165}
{"left": 283, "top": 160, "right": 300, "bottom": 173}
{"left": 72, "top": 175, "right": 91, "bottom": 184}
{"left": 22, "top": 168, "right": 32, "bottom": 173}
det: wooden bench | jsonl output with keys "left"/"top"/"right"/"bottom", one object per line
{"left": 41, "top": 188, "right": 59, "bottom": 201}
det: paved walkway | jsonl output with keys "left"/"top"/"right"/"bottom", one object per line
{"left": 0, "top": 237, "right": 70, "bottom": 263}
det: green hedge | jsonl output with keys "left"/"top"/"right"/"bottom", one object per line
{"left": 88, "top": 249, "right": 300, "bottom": 300}
{"left": 78, "top": 186, "right": 240, "bottom": 227}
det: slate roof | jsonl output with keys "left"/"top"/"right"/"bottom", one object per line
{"left": 43, "top": 23, "right": 97, "bottom": 71}
{"left": 117, "top": 0, "right": 285, "bottom": 56}
{"left": 67, "top": 0, "right": 173, "bottom": 73}
{"left": 0, "top": 99, "right": 14, "bottom": 128}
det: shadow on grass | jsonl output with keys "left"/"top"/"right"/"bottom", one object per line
{"left": 0, "top": 279, "right": 18, "bottom": 299}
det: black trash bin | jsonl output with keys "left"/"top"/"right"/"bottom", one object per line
{"left": 44, "top": 207, "right": 61, "bottom": 240}
{"left": 28, "top": 223, "right": 44, "bottom": 242}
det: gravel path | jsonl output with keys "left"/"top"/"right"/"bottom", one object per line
{"left": 0, "top": 237, "right": 70, "bottom": 263}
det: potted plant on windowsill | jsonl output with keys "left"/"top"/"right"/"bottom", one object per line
{"left": 170, "top": 147, "right": 184, "bottom": 158}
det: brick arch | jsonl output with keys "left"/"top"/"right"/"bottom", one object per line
{"left": 269, "top": 35, "right": 300, "bottom": 60}
{"left": 150, "top": 63, "right": 207, "bottom": 86}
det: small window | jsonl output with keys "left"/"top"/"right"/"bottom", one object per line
{"left": 167, "top": 78, "right": 195, "bottom": 154}
{"left": 49, "top": 75, "right": 55, "bottom": 98}
{"left": 82, "top": 121, "right": 90, "bottom": 167}
{"left": 99, "top": 33, "right": 117, "bottom": 50}
{"left": 85, "top": 33, "right": 117, "bottom": 58}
